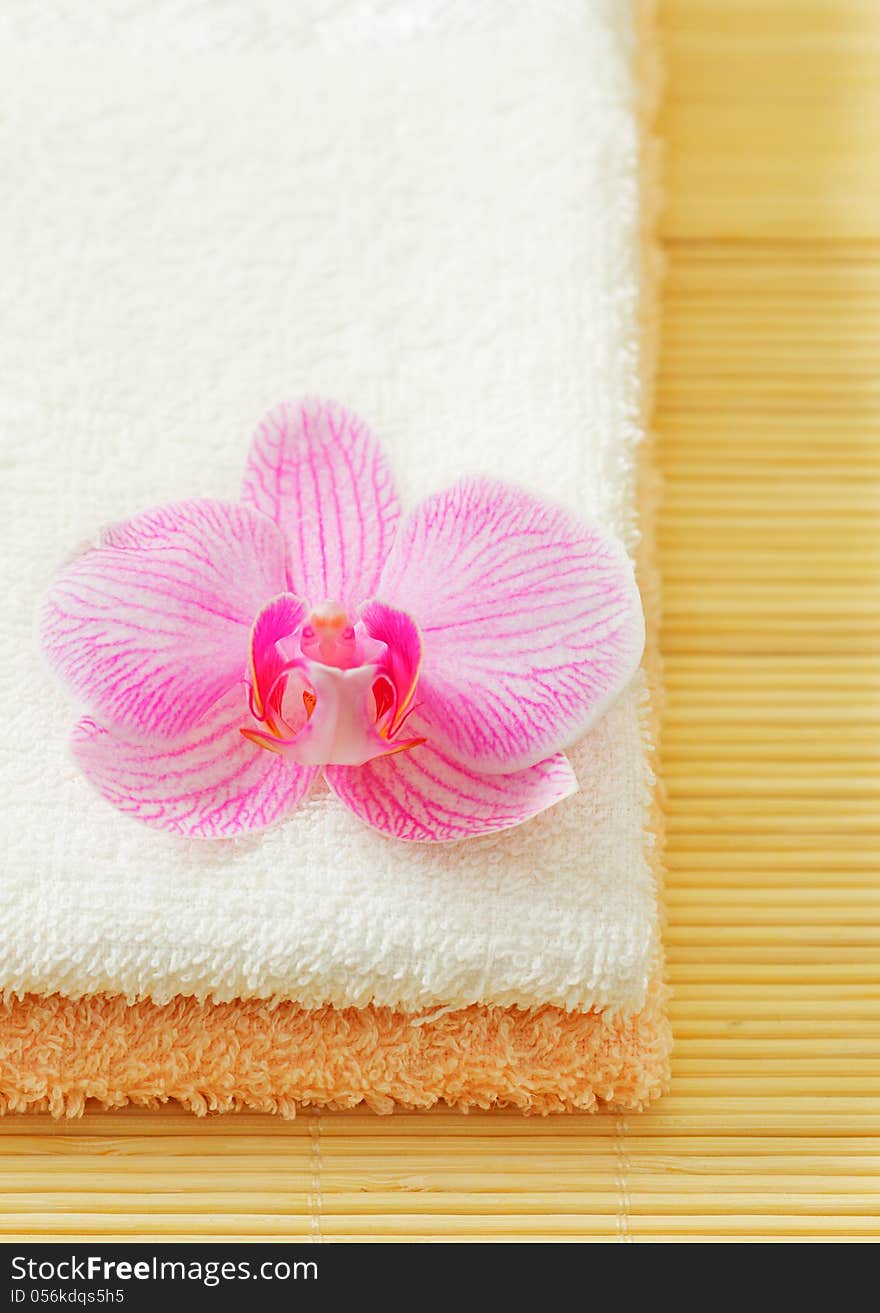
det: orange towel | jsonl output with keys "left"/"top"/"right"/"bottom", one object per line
{"left": 0, "top": 970, "right": 670, "bottom": 1118}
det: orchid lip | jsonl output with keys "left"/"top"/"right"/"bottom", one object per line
{"left": 243, "top": 595, "right": 424, "bottom": 768}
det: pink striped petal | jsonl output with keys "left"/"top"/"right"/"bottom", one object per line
{"left": 377, "top": 478, "right": 645, "bottom": 773}
{"left": 72, "top": 688, "right": 316, "bottom": 838}
{"left": 41, "top": 500, "right": 287, "bottom": 740}
{"left": 241, "top": 398, "right": 401, "bottom": 610}
{"left": 325, "top": 737, "right": 577, "bottom": 843}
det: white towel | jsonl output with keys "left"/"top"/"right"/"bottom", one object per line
{"left": 0, "top": 1, "right": 659, "bottom": 1014}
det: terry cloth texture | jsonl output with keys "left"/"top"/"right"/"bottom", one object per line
{"left": 0, "top": 967, "right": 670, "bottom": 1117}
{"left": 1, "top": 1, "right": 662, "bottom": 1016}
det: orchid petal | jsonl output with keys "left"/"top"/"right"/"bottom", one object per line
{"left": 72, "top": 688, "right": 317, "bottom": 838}
{"left": 325, "top": 736, "right": 577, "bottom": 843}
{"left": 360, "top": 599, "right": 422, "bottom": 737}
{"left": 242, "top": 398, "right": 401, "bottom": 611}
{"left": 376, "top": 478, "right": 645, "bottom": 773}
{"left": 41, "top": 499, "right": 288, "bottom": 740}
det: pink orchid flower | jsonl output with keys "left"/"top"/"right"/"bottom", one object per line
{"left": 41, "top": 399, "right": 645, "bottom": 842}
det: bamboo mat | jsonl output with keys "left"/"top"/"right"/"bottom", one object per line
{"left": 1, "top": 0, "right": 878, "bottom": 1242}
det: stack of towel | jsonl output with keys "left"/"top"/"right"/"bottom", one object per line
{"left": 0, "top": 0, "right": 669, "bottom": 1116}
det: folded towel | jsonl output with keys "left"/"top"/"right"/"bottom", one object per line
{"left": 2, "top": 0, "right": 661, "bottom": 1020}
{"left": 0, "top": 962, "right": 670, "bottom": 1117}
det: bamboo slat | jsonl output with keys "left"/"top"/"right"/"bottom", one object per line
{"left": 1, "top": 0, "right": 877, "bottom": 1242}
